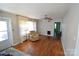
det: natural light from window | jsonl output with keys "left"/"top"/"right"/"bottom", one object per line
{"left": 0, "top": 21, "right": 8, "bottom": 41}
{"left": 20, "top": 21, "right": 36, "bottom": 36}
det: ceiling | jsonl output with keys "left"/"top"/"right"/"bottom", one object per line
{"left": 0, "top": 3, "right": 71, "bottom": 19}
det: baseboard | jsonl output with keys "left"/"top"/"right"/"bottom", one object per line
{"left": 12, "top": 41, "right": 21, "bottom": 46}
{"left": 39, "top": 34, "right": 53, "bottom": 37}
{"left": 61, "top": 39, "right": 67, "bottom": 56}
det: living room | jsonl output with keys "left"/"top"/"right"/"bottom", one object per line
{"left": 0, "top": 3, "right": 79, "bottom": 56}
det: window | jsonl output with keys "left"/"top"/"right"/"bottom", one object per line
{"left": 19, "top": 21, "right": 36, "bottom": 36}
{"left": 0, "top": 21, "right": 8, "bottom": 41}
{"left": 55, "top": 23, "right": 57, "bottom": 29}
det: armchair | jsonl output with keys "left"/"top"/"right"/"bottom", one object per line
{"left": 28, "top": 31, "right": 39, "bottom": 41}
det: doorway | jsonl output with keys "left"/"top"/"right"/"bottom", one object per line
{"left": 0, "top": 17, "right": 12, "bottom": 51}
{"left": 54, "top": 22, "right": 61, "bottom": 38}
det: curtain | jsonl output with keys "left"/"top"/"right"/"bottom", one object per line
{"left": 18, "top": 16, "right": 37, "bottom": 37}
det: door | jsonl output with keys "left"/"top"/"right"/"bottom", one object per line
{"left": 54, "top": 22, "right": 61, "bottom": 37}
{"left": 0, "top": 18, "right": 11, "bottom": 51}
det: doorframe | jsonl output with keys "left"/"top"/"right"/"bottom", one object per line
{"left": 53, "top": 21, "right": 62, "bottom": 37}
{"left": 0, "top": 17, "right": 13, "bottom": 46}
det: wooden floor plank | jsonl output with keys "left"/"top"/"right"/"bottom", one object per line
{"left": 14, "top": 35, "right": 64, "bottom": 56}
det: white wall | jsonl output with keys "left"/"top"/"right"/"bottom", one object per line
{"left": 37, "top": 19, "right": 62, "bottom": 36}
{"left": 75, "top": 24, "right": 79, "bottom": 55}
{"left": 62, "top": 4, "right": 79, "bottom": 56}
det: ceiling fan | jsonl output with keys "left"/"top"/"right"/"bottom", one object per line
{"left": 43, "top": 15, "right": 53, "bottom": 22}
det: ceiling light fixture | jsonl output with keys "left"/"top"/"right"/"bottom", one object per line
{"left": 44, "top": 15, "right": 53, "bottom": 22}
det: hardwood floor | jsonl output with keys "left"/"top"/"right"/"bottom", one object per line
{"left": 14, "top": 35, "right": 64, "bottom": 56}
